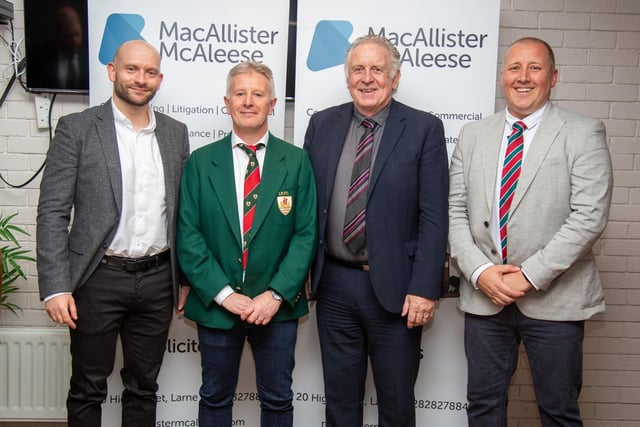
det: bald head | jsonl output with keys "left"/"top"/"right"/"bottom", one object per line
{"left": 107, "top": 40, "right": 164, "bottom": 111}
{"left": 112, "top": 40, "right": 161, "bottom": 69}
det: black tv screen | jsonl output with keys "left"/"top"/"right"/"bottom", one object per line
{"left": 24, "top": 0, "right": 89, "bottom": 94}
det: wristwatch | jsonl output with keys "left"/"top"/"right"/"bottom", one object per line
{"left": 270, "top": 289, "right": 283, "bottom": 301}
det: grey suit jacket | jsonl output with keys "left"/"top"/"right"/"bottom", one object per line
{"left": 36, "top": 100, "right": 190, "bottom": 304}
{"left": 449, "top": 103, "right": 613, "bottom": 321}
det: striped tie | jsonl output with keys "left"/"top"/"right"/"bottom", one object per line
{"left": 499, "top": 121, "right": 527, "bottom": 264}
{"left": 238, "top": 143, "right": 264, "bottom": 269}
{"left": 343, "top": 118, "right": 376, "bottom": 253}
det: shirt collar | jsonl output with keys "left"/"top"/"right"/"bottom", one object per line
{"left": 111, "top": 99, "right": 156, "bottom": 132}
{"left": 231, "top": 130, "right": 269, "bottom": 150}
{"left": 505, "top": 102, "right": 548, "bottom": 131}
{"left": 354, "top": 101, "right": 392, "bottom": 127}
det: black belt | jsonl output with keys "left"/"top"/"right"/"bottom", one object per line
{"left": 101, "top": 251, "right": 170, "bottom": 273}
{"left": 327, "top": 256, "right": 369, "bottom": 272}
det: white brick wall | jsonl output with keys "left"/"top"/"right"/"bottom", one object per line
{"left": 0, "top": 0, "right": 638, "bottom": 425}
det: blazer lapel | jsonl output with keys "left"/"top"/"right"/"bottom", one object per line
{"left": 249, "top": 134, "right": 286, "bottom": 242}
{"left": 207, "top": 137, "right": 243, "bottom": 245}
{"left": 480, "top": 112, "right": 506, "bottom": 214}
{"left": 511, "top": 104, "right": 563, "bottom": 213}
{"left": 154, "top": 114, "right": 178, "bottom": 217}
{"left": 95, "top": 101, "right": 123, "bottom": 215}
{"left": 369, "top": 100, "right": 404, "bottom": 196}
{"left": 323, "top": 105, "right": 352, "bottom": 203}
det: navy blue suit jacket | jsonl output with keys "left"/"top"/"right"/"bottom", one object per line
{"left": 304, "top": 99, "right": 449, "bottom": 313}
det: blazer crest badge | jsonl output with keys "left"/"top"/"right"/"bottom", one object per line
{"left": 277, "top": 194, "right": 292, "bottom": 216}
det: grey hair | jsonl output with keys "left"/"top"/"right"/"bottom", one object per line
{"left": 226, "top": 61, "right": 276, "bottom": 99}
{"left": 344, "top": 34, "right": 401, "bottom": 80}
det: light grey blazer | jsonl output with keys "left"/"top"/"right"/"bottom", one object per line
{"left": 36, "top": 100, "right": 190, "bottom": 304}
{"left": 449, "top": 103, "right": 613, "bottom": 321}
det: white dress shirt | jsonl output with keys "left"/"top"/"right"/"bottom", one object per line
{"left": 471, "top": 103, "right": 548, "bottom": 289}
{"left": 108, "top": 100, "right": 168, "bottom": 258}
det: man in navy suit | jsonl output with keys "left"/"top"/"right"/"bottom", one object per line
{"left": 303, "top": 34, "right": 449, "bottom": 427}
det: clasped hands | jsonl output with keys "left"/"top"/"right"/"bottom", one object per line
{"left": 221, "top": 290, "right": 282, "bottom": 326}
{"left": 477, "top": 264, "right": 533, "bottom": 307}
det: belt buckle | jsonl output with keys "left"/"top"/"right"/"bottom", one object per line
{"left": 121, "top": 258, "right": 140, "bottom": 273}
{"left": 362, "top": 264, "right": 370, "bottom": 272}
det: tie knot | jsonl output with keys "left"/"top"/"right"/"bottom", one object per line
{"left": 362, "top": 118, "right": 377, "bottom": 129}
{"left": 238, "top": 143, "right": 264, "bottom": 157}
{"left": 513, "top": 121, "right": 527, "bottom": 132}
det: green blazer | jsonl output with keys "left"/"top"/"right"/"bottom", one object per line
{"left": 177, "top": 133, "right": 318, "bottom": 329}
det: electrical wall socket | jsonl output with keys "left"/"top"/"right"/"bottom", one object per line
{"left": 35, "top": 93, "right": 53, "bottom": 129}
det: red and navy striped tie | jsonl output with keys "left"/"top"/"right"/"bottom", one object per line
{"left": 343, "top": 118, "right": 377, "bottom": 253}
{"left": 499, "top": 121, "right": 527, "bottom": 264}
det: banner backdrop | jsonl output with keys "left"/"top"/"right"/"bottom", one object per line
{"left": 293, "top": 0, "right": 501, "bottom": 159}
{"left": 85, "top": 0, "right": 501, "bottom": 426}
{"left": 87, "top": 0, "right": 290, "bottom": 151}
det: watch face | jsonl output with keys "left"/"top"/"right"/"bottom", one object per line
{"left": 271, "top": 290, "right": 283, "bottom": 301}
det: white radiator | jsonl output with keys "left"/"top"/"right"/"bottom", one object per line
{"left": 0, "top": 327, "right": 70, "bottom": 421}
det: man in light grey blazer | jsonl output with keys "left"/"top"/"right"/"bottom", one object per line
{"left": 36, "top": 40, "right": 189, "bottom": 427}
{"left": 449, "top": 37, "right": 613, "bottom": 426}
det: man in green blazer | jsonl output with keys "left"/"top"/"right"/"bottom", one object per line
{"left": 176, "top": 61, "right": 317, "bottom": 427}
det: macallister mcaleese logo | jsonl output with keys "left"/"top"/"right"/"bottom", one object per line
{"left": 99, "top": 14, "right": 282, "bottom": 65}
{"left": 306, "top": 20, "right": 353, "bottom": 71}
{"left": 307, "top": 20, "right": 491, "bottom": 72}
{"left": 99, "top": 14, "right": 147, "bottom": 65}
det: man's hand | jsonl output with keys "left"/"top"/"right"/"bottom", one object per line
{"left": 477, "top": 264, "right": 525, "bottom": 307}
{"left": 176, "top": 286, "right": 190, "bottom": 317}
{"left": 44, "top": 294, "right": 78, "bottom": 329}
{"left": 221, "top": 293, "right": 253, "bottom": 318}
{"left": 244, "top": 291, "right": 282, "bottom": 326}
{"left": 402, "top": 294, "right": 436, "bottom": 329}
{"left": 503, "top": 270, "right": 534, "bottom": 294}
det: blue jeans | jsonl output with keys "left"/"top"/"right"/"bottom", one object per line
{"left": 197, "top": 320, "right": 298, "bottom": 427}
{"left": 465, "top": 304, "right": 584, "bottom": 427}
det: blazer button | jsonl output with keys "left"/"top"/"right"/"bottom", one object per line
{"left": 236, "top": 286, "right": 242, "bottom": 291}
{"left": 491, "top": 249, "right": 498, "bottom": 255}
{"left": 484, "top": 221, "right": 489, "bottom": 228}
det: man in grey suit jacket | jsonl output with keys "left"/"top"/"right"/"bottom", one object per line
{"left": 36, "top": 40, "right": 189, "bottom": 427}
{"left": 449, "top": 37, "right": 613, "bottom": 426}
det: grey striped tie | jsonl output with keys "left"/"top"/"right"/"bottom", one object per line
{"left": 343, "top": 118, "right": 376, "bottom": 253}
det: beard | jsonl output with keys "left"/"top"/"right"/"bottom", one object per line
{"left": 113, "top": 81, "right": 157, "bottom": 107}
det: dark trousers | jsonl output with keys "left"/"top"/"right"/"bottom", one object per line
{"left": 67, "top": 261, "right": 174, "bottom": 427}
{"left": 465, "top": 304, "right": 585, "bottom": 427}
{"left": 197, "top": 320, "right": 298, "bottom": 427}
{"left": 316, "top": 259, "right": 422, "bottom": 427}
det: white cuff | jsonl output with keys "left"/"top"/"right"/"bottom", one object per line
{"left": 214, "top": 285, "right": 235, "bottom": 305}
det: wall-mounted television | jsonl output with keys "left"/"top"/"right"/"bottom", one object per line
{"left": 24, "top": 0, "right": 89, "bottom": 94}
